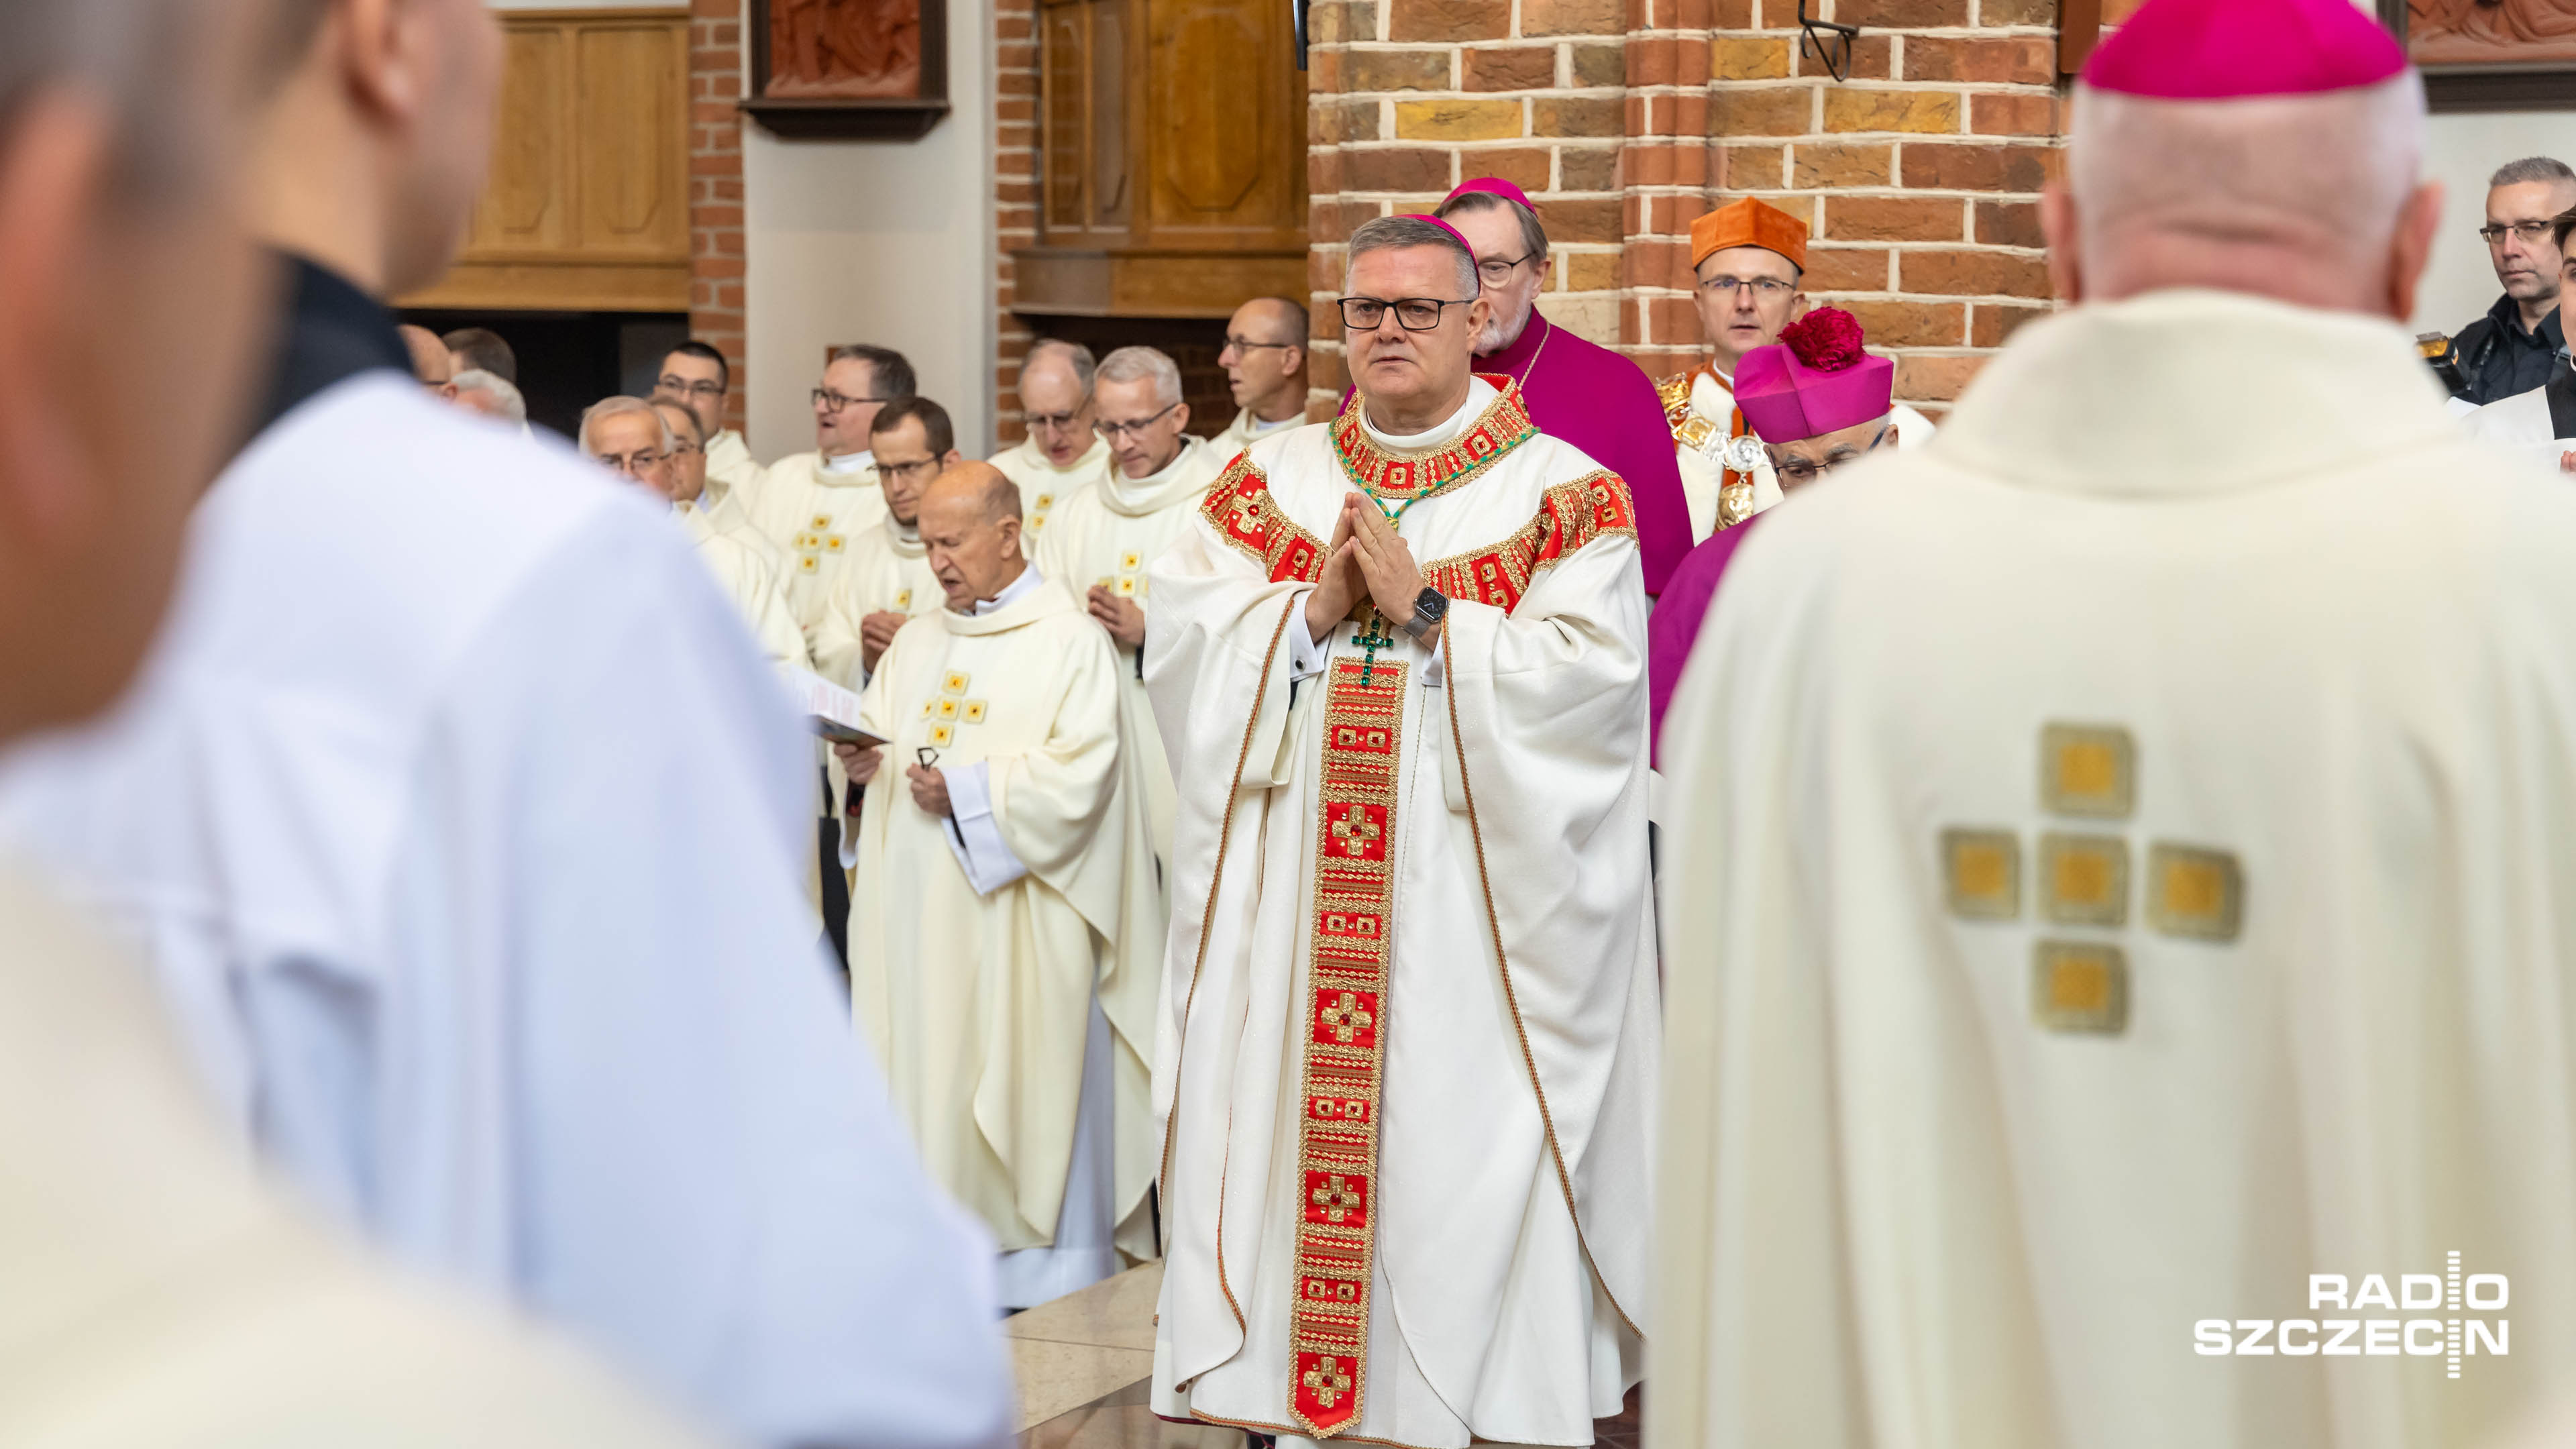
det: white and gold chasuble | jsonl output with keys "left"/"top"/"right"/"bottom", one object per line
{"left": 811, "top": 513, "right": 943, "bottom": 688}
{"left": 1144, "top": 376, "right": 1658, "bottom": 1448}
{"left": 991, "top": 433, "right": 1112, "bottom": 543}
{"left": 1035, "top": 433, "right": 1229, "bottom": 861}
{"left": 676, "top": 501, "right": 808, "bottom": 670}
{"left": 744, "top": 451, "right": 888, "bottom": 635}
{"left": 1656, "top": 290, "right": 2576, "bottom": 1449}
{"left": 847, "top": 578, "right": 1163, "bottom": 1263}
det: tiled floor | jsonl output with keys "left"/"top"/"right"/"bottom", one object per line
{"left": 1008, "top": 1264, "right": 1646, "bottom": 1449}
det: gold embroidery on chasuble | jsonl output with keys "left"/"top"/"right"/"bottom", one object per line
{"left": 1200, "top": 455, "right": 1328, "bottom": 584}
{"left": 1291, "top": 657, "right": 1405, "bottom": 1437}
{"left": 1328, "top": 375, "right": 1538, "bottom": 503}
{"left": 1417, "top": 471, "right": 1640, "bottom": 614}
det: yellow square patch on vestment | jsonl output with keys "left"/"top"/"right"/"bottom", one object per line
{"left": 1941, "top": 828, "right": 2020, "bottom": 921}
{"left": 936, "top": 698, "right": 959, "bottom": 720}
{"left": 943, "top": 672, "right": 970, "bottom": 696}
{"left": 798, "top": 556, "right": 818, "bottom": 573}
{"left": 1122, "top": 551, "right": 1142, "bottom": 570}
{"left": 2040, "top": 723, "right": 2135, "bottom": 819}
{"left": 2039, "top": 833, "right": 2129, "bottom": 927}
{"left": 2146, "top": 843, "right": 2243, "bottom": 942}
{"left": 963, "top": 701, "right": 987, "bottom": 724}
{"left": 795, "top": 533, "right": 822, "bottom": 552}
{"left": 810, "top": 514, "right": 831, "bottom": 529}
{"left": 1115, "top": 577, "right": 1137, "bottom": 596}
{"left": 2032, "top": 941, "right": 2127, "bottom": 1034}
{"left": 920, "top": 700, "right": 934, "bottom": 718}
{"left": 1036, "top": 493, "right": 1054, "bottom": 511}
{"left": 823, "top": 535, "right": 845, "bottom": 553}
{"left": 896, "top": 589, "right": 912, "bottom": 609}
{"left": 928, "top": 723, "right": 954, "bottom": 748}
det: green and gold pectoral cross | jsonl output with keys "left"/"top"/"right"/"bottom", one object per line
{"left": 1354, "top": 607, "right": 1398, "bottom": 687}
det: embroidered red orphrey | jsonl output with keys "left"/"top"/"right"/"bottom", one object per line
{"left": 1330, "top": 373, "right": 1537, "bottom": 501}
{"left": 1289, "top": 657, "right": 1405, "bottom": 1436}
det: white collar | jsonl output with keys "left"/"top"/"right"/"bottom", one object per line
{"left": 1356, "top": 376, "right": 1498, "bottom": 452}
{"left": 969, "top": 564, "right": 1043, "bottom": 616}
{"left": 1241, "top": 406, "right": 1301, "bottom": 436}
{"left": 821, "top": 448, "right": 874, "bottom": 476}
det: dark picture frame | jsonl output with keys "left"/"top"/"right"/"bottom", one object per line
{"left": 2377, "top": 0, "right": 2576, "bottom": 113}
{"left": 743, "top": 0, "right": 951, "bottom": 140}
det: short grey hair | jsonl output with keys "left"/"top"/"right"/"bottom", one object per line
{"left": 2491, "top": 156, "right": 2576, "bottom": 190}
{"left": 1025, "top": 338, "right": 1098, "bottom": 392}
{"left": 1435, "top": 188, "right": 1550, "bottom": 262}
{"left": 1095, "top": 345, "right": 1184, "bottom": 408}
{"left": 1344, "top": 215, "right": 1479, "bottom": 296}
{"left": 578, "top": 395, "right": 672, "bottom": 457}
{"left": 451, "top": 369, "right": 526, "bottom": 427}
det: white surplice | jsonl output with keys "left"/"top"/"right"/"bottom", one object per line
{"left": 704, "top": 426, "right": 765, "bottom": 516}
{"left": 677, "top": 498, "right": 808, "bottom": 670}
{"left": 1656, "top": 289, "right": 2576, "bottom": 1449}
{"left": 811, "top": 513, "right": 943, "bottom": 688}
{"left": 745, "top": 449, "right": 888, "bottom": 635}
{"left": 1662, "top": 363, "right": 1935, "bottom": 541}
{"left": 0, "top": 376, "right": 1013, "bottom": 1449}
{"left": 0, "top": 861, "right": 720, "bottom": 1448}
{"left": 1035, "top": 432, "right": 1230, "bottom": 861}
{"left": 1144, "top": 376, "right": 1658, "bottom": 1448}
{"left": 989, "top": 434, "right": 1110, "bottom": 543}
{"left": 846, "top": 571, "right": 1162, "bottom": 1305}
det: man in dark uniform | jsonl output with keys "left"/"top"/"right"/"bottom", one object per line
{"left": 2446, "top": 155, "right": 2576, "bottom": 405}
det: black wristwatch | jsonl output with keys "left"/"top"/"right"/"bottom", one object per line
{"left": 1399, "top": 586, "right": 1447, "bottom": 644}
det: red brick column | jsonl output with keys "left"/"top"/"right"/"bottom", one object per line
{"left": 992, "top": 0, "right": 1040, "bottom": 445}
{"left": 690, "top": 0, "right": 749, "bottom": 432}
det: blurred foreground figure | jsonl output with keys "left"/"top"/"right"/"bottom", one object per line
{"left": 0, "top": 2, "right": 1013, "bottom": 1445}
{"left": 0, "top": 1, "right": 711, "bottom": 1443}
{"left": 1656, "top": 1, "right": 2576, "bottom": 1446}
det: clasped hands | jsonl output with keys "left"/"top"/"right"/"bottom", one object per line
{"left": 1303, "top": 492, "right": 1428, "bottom": 644}
{"left": 1085, "top": 587, "right": 1146, "bottom": 649}
{"left": 833, "top": 741, "right": 952, "bottom": 818}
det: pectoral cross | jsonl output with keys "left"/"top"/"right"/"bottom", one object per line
{"left": 1354, "top": 608, "right": 1397, "bottom": 687}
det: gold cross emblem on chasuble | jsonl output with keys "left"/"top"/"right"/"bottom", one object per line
{"left": 1310, "top": 1174, "right": 1364, "bottom": 1224}
{"left": 792, "top": 511, "right": 849, "bottom": 576}
{"left": 1318, "top": 991, "right": 1375, "bottom": 1045}
{"left": 1939, "top": 723, "right": 2246, "bottom": 1037}
{"left": 917, "top": 668, "right": 990, "bottom": 750}
{"left": 1301, "top": 1356, "right": 1354, "bottom": 1409}
{"left": 1093, "top": 548, "right": 1146, "bottom": 600}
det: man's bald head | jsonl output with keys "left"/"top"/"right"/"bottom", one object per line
{"left": 2047, "top": 76, "right": 2441, "bottom": 320}
{"left": 1224, "top": 297, "right": 1309, "bottom": 421}
{"left": 920, "top": 462, "right": 1028, "bottom": 612}
{"left": 1018, "top": 340, "right": 1097, "bottom": 468}
{"left": 400, "top": 324, "right": 451, "bottom": 385}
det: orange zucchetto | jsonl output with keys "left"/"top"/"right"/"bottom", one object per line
{"left": 1688, "top": 197, "right": 1808, "bottom": 272}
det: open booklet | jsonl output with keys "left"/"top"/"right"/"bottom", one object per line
{"left": 779, "top": 666, "right": 887, "bottom": 749}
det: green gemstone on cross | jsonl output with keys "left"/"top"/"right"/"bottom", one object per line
{"left": 1355, "top": 608, "right": 1397, "bottom": 687}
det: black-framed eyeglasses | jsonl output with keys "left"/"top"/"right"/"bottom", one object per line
{"left": 1475, "top": 251, "right": 1537, "bottom": 286}
{"left": 596, "top": 449, "right": 665, "bottom": 475}
{"left": 1097, "top": 402, "right": 1180, "bottom": 439}
{"left": 812, "top": 388, "right": 892, "bottom": 413}
{"left": 1220, "top": 335, "right": 1299, "bottom": 356}
{"left": 1772, "top": 425, "right": 1889, "bottom": 486}
{"left": 657, "top": 375, "right": 725, "bottom": 399}
{"left": 1698, "top": 275, "right": 1799, "bottom": 298}
{"left": 2480, "top": 219, "right": 2559, "bottom": 246}
{"left": 877, "top": 456, "right": 943, "bottom": 482}
{"left": 665, "top": 439, "right": 701, "bottom": 459}
{"left": 1025, "top": 409, "right": 1091, "bottom": 433}
{"left": 1336, "top": 296, "right": 1474, "bottom": 331}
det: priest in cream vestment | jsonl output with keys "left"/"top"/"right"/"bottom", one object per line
{"left": 747, "top": 346, "right": 914, "bottom": 633}
{"left": 1215, "top": 297, "right": 1312, "bottom": 460}
{"left": 842, "top": 464, "right": 1162, "bottom": 1309}
{"left": 812, "top": 397, "right": 961, "bottom": 686}
{"left": 1655, "top": 8, "right": 2576, "bottom": 1446}
{"left": 584, "top": 396, "right": 805, "bottom": 669}
{"left": 653, "top": 341, "right": 764, "bottom": 521}
{"left": 991, "top": 338, "right": 1112, "bottom": 541}
{"left": 1144, "top": 216, "right": 1657, "bottom": 1448}
{"left": 1037, "top": 345, "right": 1230, "bottom": 859}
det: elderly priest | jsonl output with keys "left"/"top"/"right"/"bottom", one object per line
{"left": 1144, "top": 213, "right": 1658, "bottom": 1448}
{"left": 1037, "top": 344, "right": 1228, "bottom": 859}
{"left": 1656, "top": 0, "right": 2576, "bottom": 1445}
{"left": 991, "top": 338, "right": 1113, "bottom": 541}
{"left": 837, "top": 462, "right": 1161, "bottom": 1309}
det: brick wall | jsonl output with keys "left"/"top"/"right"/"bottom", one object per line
{"left": 690, "top": 0, "right": 749, "bottom": 432}
{"left": 1303, "top": 0, "right": 1637, "bottom": 411}
{"left": 1303, "top": 0, "right": 2080, "bottom": 419}
{"left": 993, "top": 0, "right": 1040, "bottom": 445}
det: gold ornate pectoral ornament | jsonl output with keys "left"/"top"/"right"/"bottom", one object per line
{"left": 1662, "top": 365, "right": 1764, "bottom": 529}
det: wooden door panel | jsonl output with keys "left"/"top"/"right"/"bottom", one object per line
{"left": 474, "top": 26, "right": 567, "bottom": 252}
{"left": 574, "top": 22, "right": 688, "bottom": 256}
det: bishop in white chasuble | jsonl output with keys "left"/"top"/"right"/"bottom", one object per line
{"left": 1037, "top": 415, "right": 1230, "bottom": 862}
{"left": 843, "top": 466, "right": 1164, "bottom": 1303}
{"left": 1144, "top": 362, "right": 1660, "bottom": 1444}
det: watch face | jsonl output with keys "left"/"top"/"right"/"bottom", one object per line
{"left": 1417, "top": 587, "right": 1447, "bottom": 617}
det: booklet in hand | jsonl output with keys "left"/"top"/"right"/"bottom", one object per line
{"left": 779, "top": 666, "right": 888, "bottom": 750}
